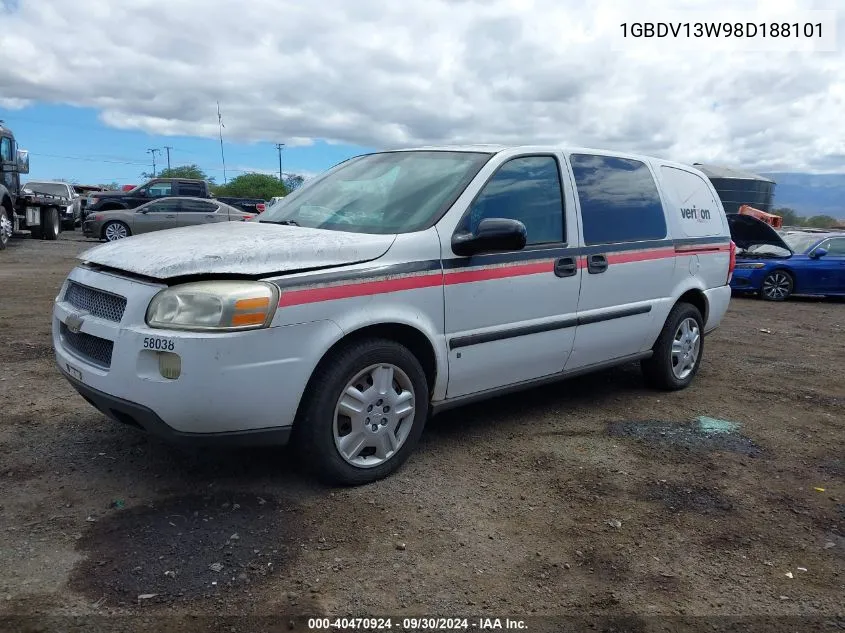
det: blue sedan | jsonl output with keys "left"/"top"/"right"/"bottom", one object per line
{"left": 728, "top": 214, "right": 845, "bottom": 301}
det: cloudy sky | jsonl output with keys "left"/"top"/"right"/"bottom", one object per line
{"left": 0, "top": 0, "right": 843, "bottom": 185}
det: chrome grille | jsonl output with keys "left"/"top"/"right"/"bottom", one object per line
{"left": 60, "top": 323, "right": 114, "bottom": 368}
{"left": 64, "top": 281, "right": 127, "bottom": 323}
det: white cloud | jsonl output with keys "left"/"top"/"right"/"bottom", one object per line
{"left": 0, "top": 0, "right": 843, "bottom": 172}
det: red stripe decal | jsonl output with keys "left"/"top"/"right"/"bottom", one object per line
{"left": 443, "top": 260, "right": 552, "bottom": 285}
{"left": 279, "top": 272, "right": 443, "bottom": 307}
{"left": 277, "top": 244, "right": 727, "bottom": 307}
{"left": 606, "top": 248, "right": 677, "bottom": 264}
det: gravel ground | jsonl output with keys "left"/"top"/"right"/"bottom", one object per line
{"left": 0, "top": 232, "right": 843, "bottom": 632}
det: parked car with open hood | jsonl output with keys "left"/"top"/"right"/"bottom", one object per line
{"left": 82, "top": 196, "right": 254, "bottom": 241}
{"left": 728, "top": 214, "right": 845, "bottom": 300}
{"left": 53, "top": 146, "right": 734, "bottom": 484}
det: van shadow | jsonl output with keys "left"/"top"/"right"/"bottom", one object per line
{"left": 424, "top": 361, "right": 646, "bottom": 440}
{"left": 71, "top": 362, "right": 647, "bottom": 488}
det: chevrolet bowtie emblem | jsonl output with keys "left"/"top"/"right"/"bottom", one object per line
{"left": 65, "top": 312, "right": 87, "bottom": 334}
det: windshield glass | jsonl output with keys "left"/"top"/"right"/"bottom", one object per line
{"left": 24, "top": 182, "right": 68, "bottom": 197}
{"left": 259, "top": 151, "right": 492, "bottom": 234}
{"left": 783, "top": 233, "right": 826, "bottom": 253}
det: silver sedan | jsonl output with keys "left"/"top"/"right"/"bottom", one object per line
{"left": 82, "top": 197, "right": 255, "bottom": 241}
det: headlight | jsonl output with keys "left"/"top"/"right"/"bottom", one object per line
{"left": 734, "top": 263, "right": 767, "bottom": 269}
{"left": 146, "top": 281, "right": 279, "bottom": 331}
{"left": 88, "top": 196, "right": 99, "bottom": 205}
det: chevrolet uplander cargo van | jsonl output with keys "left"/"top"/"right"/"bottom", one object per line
{"left": 53, "top": 146, "right": 735, "bottom": 484}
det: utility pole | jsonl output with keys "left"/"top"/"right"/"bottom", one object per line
{"left": 274, "top": 143, "right": 285, "bottom": 182}
{"left": 147, "top": 148, "right": 161, "bottom": 177}
{"left": 217, "top": 101, "right": 227, "bottom": 184}
{"left": 164, "top": 146, "right": 173, "bottom": 171}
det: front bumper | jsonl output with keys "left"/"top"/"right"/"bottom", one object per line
{"left": 730, "top": 267, "right": 765, "bottom": 291}
{"left": 60, "top": 369, "right": 291, "bottom": 446}
{"left": 53, "top": 266, "right": 342, "bottom": 438}
{"left": 82, "top": 220, "right": 98, "bottom": 237}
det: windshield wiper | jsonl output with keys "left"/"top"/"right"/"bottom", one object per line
{"left": 259, "top": 219, "right": 299, "bottom": 226}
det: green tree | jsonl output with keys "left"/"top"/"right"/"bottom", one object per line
{"left": 141, "top": 164, "right": 214, "bottom": 183}
{"left": 213, "top": 172, "right": 289, "bottom": 199}
{"left": 284, "top": 174, "right": 305, "bottom": 191}
{"left": 805, "top": 214, "right": 838, "bottom": 229}
{"left": 772, "top": 207, "right": 806, "bottom": 226}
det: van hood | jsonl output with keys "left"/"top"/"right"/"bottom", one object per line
{"left": 78, "top": 221, "right": 396, "bottom": 280}
{"left": 727, "top": 213, "right": 791, "bottom": 252}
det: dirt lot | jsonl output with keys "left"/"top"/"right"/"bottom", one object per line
{"left": 0, "top": 233, "right": 843, "bottom": 632}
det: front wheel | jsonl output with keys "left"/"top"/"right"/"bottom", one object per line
{"left": 294, "top": 338, "right": 429, "bottom": 485}
{"left": 641, "top": 302, "right": 704, "bottom": 391}
{"left": 760, "top": 270, "right": 793, "bottom": 301}
{"left": 0, "top": 208, "right": 12, "bottom": 250}
{"left": 103, "top": 221, "right": 130, "bottom": 241}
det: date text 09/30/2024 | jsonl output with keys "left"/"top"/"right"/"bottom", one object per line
{"left": 307, "top": 617, "right": 528, "bottom": 630}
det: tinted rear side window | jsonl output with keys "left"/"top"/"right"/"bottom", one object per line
{"left": 570, "top": 154, "right": 667, "bottom": 245}
{"left": 179, "top": 182, "right": 205, "bottom": 196}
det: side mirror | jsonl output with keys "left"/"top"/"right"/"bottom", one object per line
{"left": 810, "top": 247, "right": 828, "bottom": 259}
{"left": 137, "top": 208, "right": 149, "bottom": 214}
{"left": 452, "top": 217, "right": 528, "bottom": 256}
{"left": 16, "top": 149, "right": 29, "bottom": 174}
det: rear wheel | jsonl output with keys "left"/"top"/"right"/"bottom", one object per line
{"left": 103, "top": 221, "right": 130, "bottom": 241}
{"left": 42, "top": 207, "right": 60, "bottom": 241}
{"left": 641, "top": 302, "right": 704, "bottom": 391}
{"left": 760, "top": 270, "right": 793, "bottom": 301}
{"left": 294, "top": 338, "right": 429, "bottom": 485}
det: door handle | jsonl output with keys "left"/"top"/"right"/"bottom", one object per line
{"left": 165, "top": 215, "right": 176, "bottom": 219}
{"left": 587, "top": 254, "right": 608, "bottom": 274}
{"left": 204, "top": 214, "right": 216, "bottom": 219}
{"left": 554, "top": 256, "right": 578, "bottom": 278}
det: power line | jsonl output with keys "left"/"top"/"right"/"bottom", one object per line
{"left": 146, "top": 148, "right": 161, "bottom": 177}
{"left": 28, "top": 152, "right": 148, "bottom": 166}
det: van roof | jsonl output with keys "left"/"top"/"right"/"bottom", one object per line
{"left": 390, "top": 144, "right": 703, "bottom": 173}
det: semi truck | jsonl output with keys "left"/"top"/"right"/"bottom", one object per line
{"left": 1, "top": 122, "right": 71, "bottom": 249}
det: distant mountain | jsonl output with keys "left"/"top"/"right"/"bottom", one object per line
{"left": 763, "top": 173, "right": 845, "bottom": 219}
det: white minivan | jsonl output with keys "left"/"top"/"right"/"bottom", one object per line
{"left": 53, "top": 146, "right": 735, "bottom": 484}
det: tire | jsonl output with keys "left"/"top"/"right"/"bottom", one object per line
{"left": 0, "top": 207, "right": 12, "bottom": 250}
{"left": 294, "top": 338, "right": 430, "bottom": 485}
{"left": 102, "top": 221, "right": 131, "bottom": 241}
{"left": 760, "top": 270, "right": 793, "bottom": 301}
{"left": 41, "top": 207, "right": 60, "bottom": 241}
{"left": 641, "top": 302, "right": 704, "bottom": 391}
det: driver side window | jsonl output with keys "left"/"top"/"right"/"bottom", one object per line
{"left": 0, "top": 137, "right": 12, "bottom": 162}
{"left": 461, "top": 156, "right": 565, "bottom": 246}
{"left": 822, "top": 238, "right": 845, "bottom": 255}
{"left": 144, "top": 200, "right": 177, "bottom": 213}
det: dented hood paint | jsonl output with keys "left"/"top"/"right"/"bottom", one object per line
{"left": 78, "top": 221, "right": 397, "bottom": 280}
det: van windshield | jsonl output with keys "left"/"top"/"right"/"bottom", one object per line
{"left": 259, "top": 151, "right": 492, "bottom": 234}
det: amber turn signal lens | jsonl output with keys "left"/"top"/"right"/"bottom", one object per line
{"left": 231, "top": 312, "right": 268, "bottom": 326}
{"left": 234, "top": 297, "right": 270, "bottom": 311}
